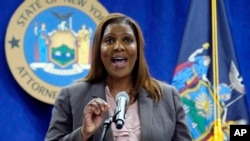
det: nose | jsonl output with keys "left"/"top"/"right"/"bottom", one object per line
{"left": 113, "top": 41, "right": 125, "bottom": 51}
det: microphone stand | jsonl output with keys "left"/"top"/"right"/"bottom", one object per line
{"left": 99, "top": 116, "right": 113, "bottom": 141}
{"left": 99, "top": 110, "right": 120, "bottom": 141}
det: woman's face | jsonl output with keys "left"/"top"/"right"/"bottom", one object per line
{"left": 101, "top": 23, "right": 137, "bottom": 79}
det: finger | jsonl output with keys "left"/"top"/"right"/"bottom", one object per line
{"left": 94, "top": 98, "right": 110, "bottom": 117}
{"left": 84, "top": 102, "right": 100, "bottom": 116}
{"left": 94, "top": 98, "right": 110, "bottom": 111}
{"left": 84, "top": 104, "right": 100, "bottom": 115}
{"left": 84, "top": 98, "right": 110, "bottom": 115}
{"left": 83, "top": 112, "right": 96, "bottom": 133}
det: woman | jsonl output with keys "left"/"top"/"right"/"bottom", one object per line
{"left": 45, "top": 13, "right": 192, "bottom": 141}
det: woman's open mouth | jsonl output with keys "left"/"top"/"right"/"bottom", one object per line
{"left": 111, "top": 56, "right": 127, "bottom": 68}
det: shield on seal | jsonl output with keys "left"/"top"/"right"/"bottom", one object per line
{"left": 49, "top": 30, "right": 76, "bottom": 68}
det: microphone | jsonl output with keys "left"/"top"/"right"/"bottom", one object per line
{"left": 114, "top": 91, "right": 130, "bottom": 129}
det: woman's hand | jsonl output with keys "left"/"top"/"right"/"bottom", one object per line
{"left": 81, "top": 98, "right": 110, "bottom": 141}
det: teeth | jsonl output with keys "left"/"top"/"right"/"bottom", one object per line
{"left": 113, "top": 56, "right": 125, "bottom": 59}
{"left": 112, "top": 54, "right": 127, "bottom": 61}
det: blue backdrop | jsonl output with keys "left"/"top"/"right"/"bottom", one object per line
{"left": 0, "top": 0, "right": 250, "bottom": 140}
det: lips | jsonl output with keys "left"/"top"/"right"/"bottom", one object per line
{"left": 111, "top": 56, "right": 127, "bottom": 68}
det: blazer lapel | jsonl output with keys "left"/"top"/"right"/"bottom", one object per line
{"left": 91, "top": 81, "right": 106, "bottom": 100}
{"left": 91, "top": 82, "right": 114, "bottom": 141}
{"left": 138, "top": 88, "right": 153, "bottom": 141}
{"left": 91, "top": 81, "right": 110, "bottom": 120}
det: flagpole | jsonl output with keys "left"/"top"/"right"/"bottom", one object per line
{"left": 211, "top": 0, "right": 223, "bottom": 140}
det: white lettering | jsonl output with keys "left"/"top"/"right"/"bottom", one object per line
{"left": 234, "top": 129, "right": 247, "bottom": 136}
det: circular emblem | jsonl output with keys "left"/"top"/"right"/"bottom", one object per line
{"left": 5, "top": 0, "right": 109, "bottom": 104}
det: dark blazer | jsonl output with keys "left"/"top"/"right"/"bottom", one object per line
{"left": 45, "top": 81, "right": 192, "bottom": 141}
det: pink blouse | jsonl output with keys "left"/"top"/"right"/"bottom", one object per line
{"left": 106, "top": 89, "right": 141, "bottom": 141}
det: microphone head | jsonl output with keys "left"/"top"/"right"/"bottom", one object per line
{"left": 114, "top": 91, "right": 130, "bottom": 129}
{"left": 115, "top": 91, "right": 130, "bottom": 103}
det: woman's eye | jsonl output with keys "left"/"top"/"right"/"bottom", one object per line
{"left": 104, "top": 37, "right": 114, "bottom": 44}
{"left": 124, "top": 38, "right": 133, "bottom": 43}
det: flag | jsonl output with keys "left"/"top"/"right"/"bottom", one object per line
{"left": 171, "top": 0, "right": 250, "bottom": 140}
